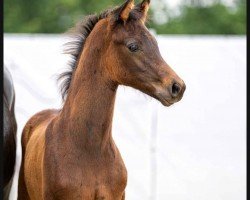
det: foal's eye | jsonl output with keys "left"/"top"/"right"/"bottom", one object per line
{"left": 127, "top": 43, "right": 139, "bottom": 52}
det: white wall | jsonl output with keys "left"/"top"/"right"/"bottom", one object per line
{"left": 4, "top": 34, "right": 246, "bottom": 200}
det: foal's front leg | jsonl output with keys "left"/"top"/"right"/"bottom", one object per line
{"left": 121, "top": 192, "right": 125, "bottom": 200}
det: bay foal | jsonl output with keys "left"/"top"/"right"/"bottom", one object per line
{"left": 18, "top": 0, "right": 185, "bottom": 199}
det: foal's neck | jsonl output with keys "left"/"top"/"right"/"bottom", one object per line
{"left": 59, "top": 37, "right": 118, "bottom": 151}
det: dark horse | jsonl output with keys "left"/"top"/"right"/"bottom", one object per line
{"left": 3, "top": 66, "right": 17, "bottom": 200}
{"left": 18, "top": 0, "right": 185, "bottom": 199}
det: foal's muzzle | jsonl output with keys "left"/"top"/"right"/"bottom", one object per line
{"left": 153, "top": 78, "right": 186, "bottom": 107}
{"left": 169, "top": 81, "right": 186, "bottom": 100}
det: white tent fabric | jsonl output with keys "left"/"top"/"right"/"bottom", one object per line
{"left": 4, "top": 34, "right": 246, "bottom": 200}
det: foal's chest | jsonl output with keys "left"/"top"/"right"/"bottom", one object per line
{"left": 45, "top": 147, "right": 127, "bottom": 200}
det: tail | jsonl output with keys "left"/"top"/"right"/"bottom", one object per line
{"left": 3, "top": 66, "right": 17, "bottom": 199}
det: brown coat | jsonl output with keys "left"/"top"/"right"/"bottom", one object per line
{"left": 18, "top": 1, "right": 185, "bottom": 199}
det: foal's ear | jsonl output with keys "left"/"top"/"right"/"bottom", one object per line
{"left": 116, "top": 0, "right": 134, "bottom": 22}
{"left": 135, "top": 0, "right": 150, "bottom": 23}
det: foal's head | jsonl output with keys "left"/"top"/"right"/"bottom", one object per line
{"left": 63, "top": 0, "right": 185, "bottom": 106}
{"left": 103, "top": 0, "right": 185, "bottom": 106}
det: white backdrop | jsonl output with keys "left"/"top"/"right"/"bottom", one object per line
{"left": 4, "top": 34, "right": 246, "bottom": 200}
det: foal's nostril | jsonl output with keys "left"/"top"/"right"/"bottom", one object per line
{"left": 171, "top": 83, "right": 181, "bottom": 97}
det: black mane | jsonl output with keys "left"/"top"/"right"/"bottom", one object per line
{"left": 58, "top": 6, "right": 144, "bottom": 101}
{"left": 58, "top": 9, "right": 112, "bottom": 100}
